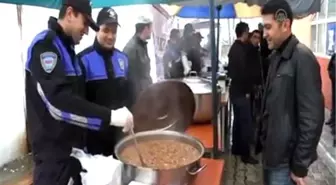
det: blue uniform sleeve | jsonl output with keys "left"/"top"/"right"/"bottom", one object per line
{"left": 28, "top": 40, "right": 111, "bottom": 131}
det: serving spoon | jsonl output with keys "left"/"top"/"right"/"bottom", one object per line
{"left": 129, "top": 127, "right": 147, "bottom": 167}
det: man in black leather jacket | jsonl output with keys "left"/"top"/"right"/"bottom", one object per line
{"left": 228, "top": 22, "right": 259, "bottom": 164}
{"left": 326, "top": 54, "right": 336, "bottom": 126}
{"left": 327, "top": 53, "right": 335, "bottom": 146}
{"left": 258, "top": 23, "right": 272, "bottom": 84}
{"left": 123, "top": 16, "right": 153, "bottom": 108}
{"left": 258, "top": 1, "right": 324, "bottom": 185}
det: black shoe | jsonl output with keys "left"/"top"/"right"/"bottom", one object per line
{"left": 241, "top": 156, "right": 259, "bottom": 164}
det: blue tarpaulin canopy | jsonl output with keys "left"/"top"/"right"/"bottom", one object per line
{"left": 174, "top": 0, "right": 321, "bottom": 19}
{"left": 0, "top": 0, "right": 320, "bottom": 18}
{"left": 0, "top": 0, "right": 232, "bottom": 8}
{"left": 0, "top": 0, "right": 186, "bottom": 8}
{"left": 176, "top": 4, "right": 237, "bottom": 18}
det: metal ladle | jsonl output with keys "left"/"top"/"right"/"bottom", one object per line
{"left": 129, "top": 127, "right": 147, "bottom": 167}
{"left": 128, "top": 115, "right": 177, "bottom": 167}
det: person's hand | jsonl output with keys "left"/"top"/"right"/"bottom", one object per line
{"left": 290, "top": 172, "right": 306, "bottom": 185}
{"left": 110, "top": 107, "right": 134, "bottom": 133}
{"left": 184, "top": 65, "right": 191, "bottom": 76}
{"left": 245, "top": 93, "right": 250, "bottom": 98}
{"left": 181, "top": 52, "right": 191, "bottom": 75}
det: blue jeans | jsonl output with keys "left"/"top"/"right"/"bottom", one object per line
{"left": 263, "top": 167, "right": 295, "bottom": 185}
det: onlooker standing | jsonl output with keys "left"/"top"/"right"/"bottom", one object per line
{"left": 228, "top": 22, "right": 258, "bottom": 164}
{"left": 181, "top": 24, "right": 202, "bottom": 74}
{"left": 258, "top": 0, "right": 324, "bottom": 184}
{"left": 123, "top": 16, "right": 153, "bottom": 108}
{"left": 247, "top": 30, "right": 263, "bottom": 87}
{"left": 258, "top": 23, "right": 272, "bottom": 85}
{"left": 246, "top": 30, "right": 263, "bottom": 130}
{"left": 327, "top": 53, "right": 335, "bottom": 146}
{"left": 162, "top": 29, "right": 183, "bottom": 78}
{"left": 326, "top": 54, "right": 336, "bottom": 126}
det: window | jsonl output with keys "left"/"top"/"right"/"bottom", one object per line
{"left": 326, "top": 22, "right": 336, "bottom": 55}
{"left": 328, "top": 0, "right": 336, "bottom": 18}
{"left": 311, "top": 0, "right": 336, "bottom": 55}
{"left": 311, "top": 25, "right": 317, "bottom": 52}
{"left": 317, "top": 24, "right": 326, "bottom": 53}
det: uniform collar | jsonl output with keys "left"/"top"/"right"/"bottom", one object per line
{"left": 48, "top": 17, "right": 75, "bottom": 47}
{"left": 93, "top": 38, "right": 114, "bottom": 56}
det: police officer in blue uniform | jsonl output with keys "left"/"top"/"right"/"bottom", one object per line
{"left": 77, "top": 8, "right": 132, "bottom": 156}
{"left": 25, "top": 1, "right": 133, "bottom": 184}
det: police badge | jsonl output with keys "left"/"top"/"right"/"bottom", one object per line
{"left": 118, "top": 58, "right": 125, "bottom": 71}
{"left": 107, "top": 8, "right": 117, "bottom": 19}
{"left": 40, "top": 52, "right": 57, "bottom": 73}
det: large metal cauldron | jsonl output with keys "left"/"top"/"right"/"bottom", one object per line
{"left": 115, "top": 130, "right": 206, "bottom": 185}
{"left": 179, "top": 72, "right": 218, "bottom": 123}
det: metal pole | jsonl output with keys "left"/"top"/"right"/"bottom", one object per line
{"left": 209, "top": 0, "right": 219, "bottom": 158}
{"left": 216, "top": 5, "right": 223, "bottom": 154}
{"left": 216, "top": 5, "right": 221, "bottom": 62}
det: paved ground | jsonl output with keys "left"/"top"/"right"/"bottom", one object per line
{"left": 0, "top": 154, "right": 32, "bottom": 185}
{"left": 222, "top": 153, "right": 335, "bottom": 185}
{"left": 222, "top": 109, "right": 336, "bottom": 185}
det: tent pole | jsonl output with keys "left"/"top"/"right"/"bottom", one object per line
{"left": 209, "top": 0, "right": 219, "bottom": 158}
{"left": 216, "top": 5, "right": 221, "bottom": 67}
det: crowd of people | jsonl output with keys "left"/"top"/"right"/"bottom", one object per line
{"left": 23, "top": 0, "right": 335, "bottom": 184}
{"left": 162, "top": 24, "right": 209, "bottom": 79}
{"left": 227, "top": 21, "right": 263, "bottom": 165}
{"left": 228, "top": 0, "right": 335, "bottom": 185}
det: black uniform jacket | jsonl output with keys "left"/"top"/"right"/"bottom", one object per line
{"left": 25, "top": 17, "right": 111, "bottom": 161}
{"left": 77, "top": 39, "right": 130, "bottom": 155}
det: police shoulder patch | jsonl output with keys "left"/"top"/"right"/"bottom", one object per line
{"left": 40, "top": 52, "right": 57, "bottom": 73}
{"left": 118, "top": 58, "right": 125, "bottom": 71}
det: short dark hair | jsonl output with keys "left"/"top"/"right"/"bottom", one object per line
{"left": 249, "top": 30, "right": 261, "bottom": 38}
{"left": 252, "top": 30, "right": 261, "bottom": 35}
{"left": 261, "top": 0, "right": 293, "bottom": 25}
{"left": 170, "top": 29, "right": 180, "bottom": 40}
{"left": 183, "top": 23, "right": 194, "bottom": 37}
{"left": 135, "top": 23, "right": 151, "bottom": 33}
{"left": 235, "top": 22, "right": 249, "bottom": 38}
{"left": 58, "top": 5, "right": 79, "bottom": 19}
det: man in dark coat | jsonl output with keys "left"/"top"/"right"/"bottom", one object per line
{"left": 228, "top": 22, "right": 258, "bottom": 164}
{"left": 258, "top": 1, "right": 324, "bottom": 184}
{"left": 162, "top": 29, "right": 183, "bottom": 78}
{"left": 123, "top": 16, "right": 153, "bottom": 108}
{"left": 326, "top": 54, "right": 336, "bottom": 126}
{"left": 247, "top": 30, "right": 263, "bottom": 87}
{"left": 258, "top": 23, "right": 272, "bottom": 84}
{"left": 181, "top": 24, "right": 202, "bottom": 74}
{"left": 327, "top": 53, "right": 335, "bottom": 146}
{"left": 246, "top": 30, "right": 263, "bottom": 134}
